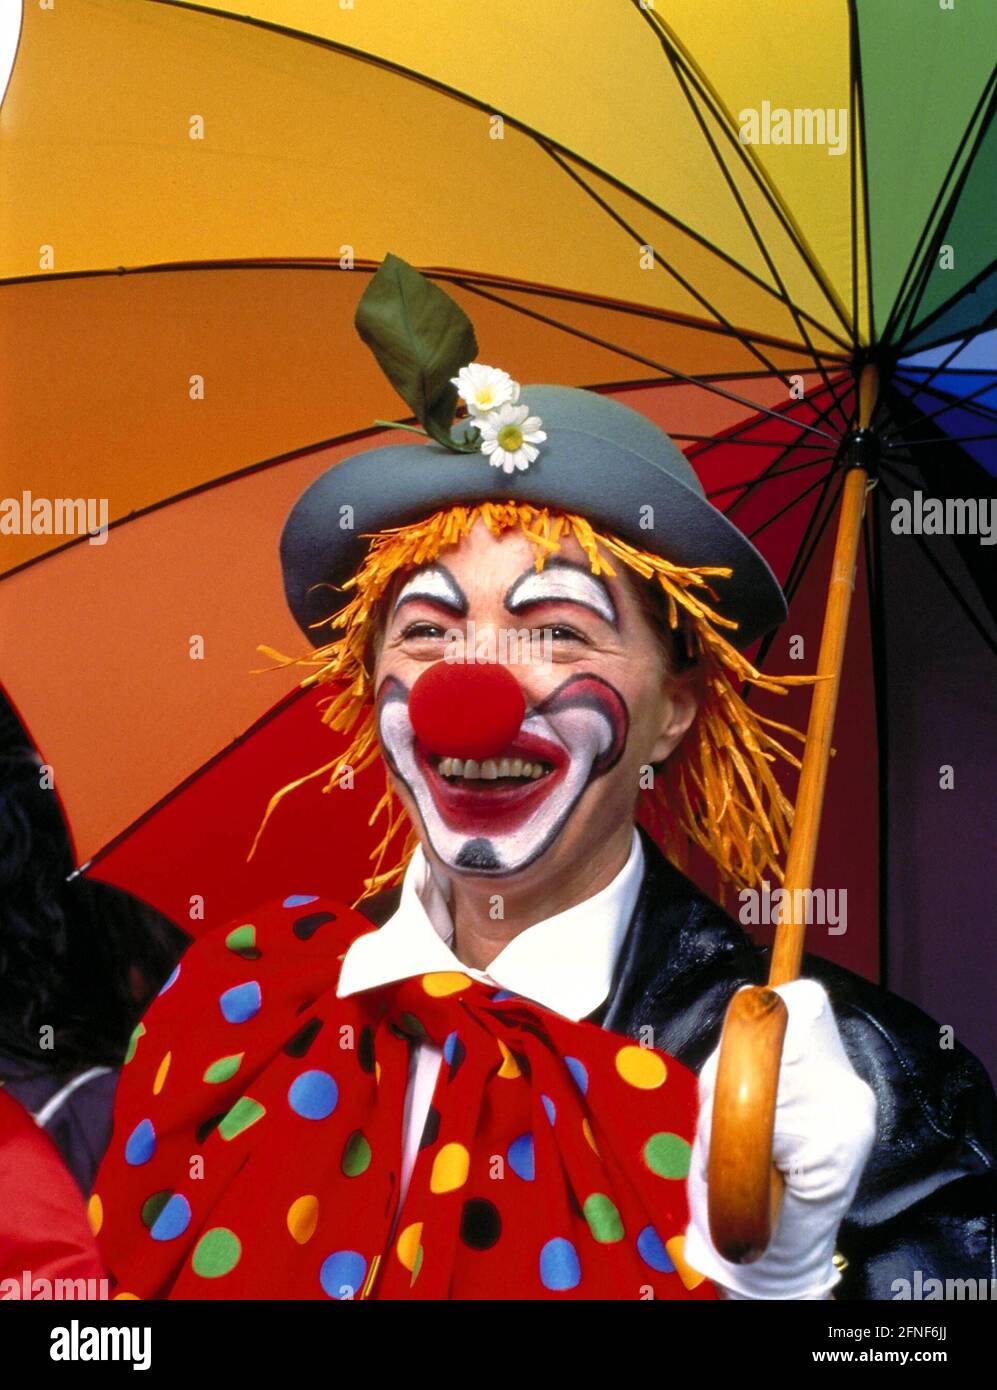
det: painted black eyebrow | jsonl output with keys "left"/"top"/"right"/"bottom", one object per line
{"left": 391, "top": 562, "right": 468, "bottom": 619}
{"left": 503, "top": 556, "right": 618, "bottom": 628}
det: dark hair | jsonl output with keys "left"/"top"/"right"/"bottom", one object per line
{"left": 0, "top": 745, "right": 189, "bottom": 1077}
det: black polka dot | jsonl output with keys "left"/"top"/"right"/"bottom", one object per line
{"left": 284, "top": 1016, "right": 323, "bottom": 1058}
{"left": 357, "top": 1025, "right": 376, "bottom": 1073}
{"left": 460, "top": 1198, "right": 502, "bottom": 1251}
{"left": 140, "top": 1190, "right": 172, "bottom": 1229}
{"left": 419, "top": 1106, "right": 441, "bottom": 1149}
{"left": 293, "top": 911, "right": 336, "bottom": 941}
{"left": 195, "top": 1113, "right": 226, "bottom": 1145}
{"left": 446, "top": 1036, "right": 467, "bottom": 1081}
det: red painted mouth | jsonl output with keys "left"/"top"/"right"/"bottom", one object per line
{"left": 414, "top": 732, "right": 569, "bottom": 835}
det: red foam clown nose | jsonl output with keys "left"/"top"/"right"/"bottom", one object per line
{"left": 408, "top": 660, "right": 526, "bottom": 762}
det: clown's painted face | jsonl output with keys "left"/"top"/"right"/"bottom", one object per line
{"left": 373, "top": 520, "right": 698, "bottom": 891}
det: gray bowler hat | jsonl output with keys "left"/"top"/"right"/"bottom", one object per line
{"left": 279, "top": 257, "right": 787, "bottom": 651}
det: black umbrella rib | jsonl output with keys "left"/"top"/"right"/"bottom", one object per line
{"left": 682, "top": 436, "right": 829, "bottom": 451}
{"left": 884, "top": 75, "right": 997, "bottom": 346}
{"left": 653, "top": 41, "right": 853, "bottom": 434}
{"left": 897, "top": 434, "right": 997, "bottom": 447}
{"left": 888, "top": 260, "right": 997, "bottom": 361}
{"left": 883, "top": 308, "right": 997, "bottom": 420}
{"left": 707, "top": 456, "right": 832, "bottom": 501}
{"left": 746, "top": 469, "right": 845, "bottom": 678}
{"left": 634, "top": 0, "right": 853, "bottom": 349}
{"left": 878, "top": 469, "right": 997, "bottom": 659}
{"left": 745, "top": 468, "right": 838, "bottom": 541}
{"left": 692, "top": 374, "right": 852, "bottom": 466}
{"left": 449, "top": 276, "right": 840, "bottom": 442}
{"left": 536, "top": 140, "right": 839, "bottom": 385}
{"left": 890, "top": 373, "right": 997, "bottom": 433}
{"left": 723, "top": 379, "right": 855, "bottom": 516}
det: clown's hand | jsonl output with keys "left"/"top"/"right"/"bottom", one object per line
{"left": 684, "top": 979, "right": 877, "bottom": 1300}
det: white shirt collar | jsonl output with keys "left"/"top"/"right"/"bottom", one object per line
{"left": 336, "top": 826, "right": 645, "bottom": 1022}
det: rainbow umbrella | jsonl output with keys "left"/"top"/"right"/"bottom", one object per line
{"left": 1, "top": 2, "right": 994, "bottom": 1219}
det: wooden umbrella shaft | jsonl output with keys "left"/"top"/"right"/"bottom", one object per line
{"left": 769, "top": 364, "right": 878, "bottom": 984}
{"left": 707, "top": 365, "right": 878, "bottom": 1263}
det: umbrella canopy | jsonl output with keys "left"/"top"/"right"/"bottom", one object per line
{"left": 1, "top": 0, "right": 994, "bottom": 1078}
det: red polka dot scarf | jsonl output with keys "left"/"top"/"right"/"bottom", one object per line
{"left": 93, "top": 894, "right": 717, "bottom": 1300}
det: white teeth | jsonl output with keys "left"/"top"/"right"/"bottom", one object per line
{"left": 437, "top": 754, "right": 551, "bottom": 780}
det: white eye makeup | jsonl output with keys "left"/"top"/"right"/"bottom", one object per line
{"left": 504, "top": 561, "right": 618, "bottom": 629}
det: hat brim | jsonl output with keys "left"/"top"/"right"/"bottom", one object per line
{"left": 280, "top": 430, "right": 787, "bottom": 651}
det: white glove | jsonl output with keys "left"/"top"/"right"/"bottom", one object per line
{"left": 684, "top": 979, "right": 878, "bottom": 1300}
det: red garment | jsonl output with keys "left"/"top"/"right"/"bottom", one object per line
{"left": 94, "top": 894, "right": 716, "bottom": 1300}
{"left": 0, "top": 1089, "right": 106, "bottom": 1294}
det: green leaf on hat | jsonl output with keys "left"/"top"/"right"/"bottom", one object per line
{"left": 355, "top": 253, "right": 479, "bottom": 452}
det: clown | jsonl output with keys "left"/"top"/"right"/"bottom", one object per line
{"left": 92, "top": 257, "right": 994, "bottom": 1301}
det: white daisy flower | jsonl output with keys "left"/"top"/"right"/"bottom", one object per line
{"left": 451, "top": 362, "right": 520, "bottom": 418}
{"left": 476, "top": 403, "right": 547, "bottom": 474}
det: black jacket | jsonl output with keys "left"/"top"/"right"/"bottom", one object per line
{"left": 359, "top": 826, "right": 996, "bottom": 1300}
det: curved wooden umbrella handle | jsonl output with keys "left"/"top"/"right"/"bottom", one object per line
{"left": 707, "top": 986, "right": 787, "bottom": 1263}
{"left": 707, "top": 366, "right": 879, "bottom": 1264}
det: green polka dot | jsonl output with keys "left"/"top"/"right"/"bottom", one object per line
{"left": 411, "top": 1243, "right": 424, "bottom": 1286}
{"left": 399, "top": 1012, "right": 427, "bottom": 1039}
{"left": 203, "top": 1053, "right": 245, "bottom": 1085}
{"left": 140, "top": 1190, "right": 172, "bottom": 1229}
{"left": 191, "top": 1227, "right": 241, "bottom": 1278}
{"left": 643, "top": 1132, "right": 692, "bottom": 1179}
{"left": 583, "top": 1192, "right": 624, "bottom": 1243}
{"left": 124, "top": 1022, "right": 146, "bottom": 1065}
{"left": 218, "top": 1096, "right": 266, "bottom": 1141}
{"left": 342, "top": 1130, "right": 372, "bottom": 1177}
{"left": 225, "top": 924, "right": 259, "bottom": 959}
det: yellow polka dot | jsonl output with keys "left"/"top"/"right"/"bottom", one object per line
{"left": 396, "top": 1221, "right": 423, "bottom": 1272}
{"left": 113, "top": 1292, "right": 140, "bottom": 1300}
{"left": 582, "top": 1117, "right": 600, "bottom": 1157}
{"left": 374, "top": 1061, "right": 381, "bottom": 1086}
{"left": 422, "top": 972, "right": 472, "bottom": 997}
{"left": 152, "top": 1051, "right": 172, "bottom": 1096}
{"left": 87, "top": 1193, "right": 103, "bottom": 1236}
{"left": 286, "top": 1195, "right": 319, "bottom": 1245}
{"left": 614, "top": 1044, "right": 667, "bottom": 1089}
{"left": 430, "top": 1142, "right": 470, "bottom": 1194}
{"left": 665, "top": 1234, "right": 708, "bottom": 1290}
{"left": 496, "top": 1038, "right": 522, "bottom": 1079}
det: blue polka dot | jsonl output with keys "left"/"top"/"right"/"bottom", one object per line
{"left": 491, "top": 990, "right": 517, "bottom": 1002}
{"left": 541, "top": 1094, "right": 556, "bottom": 1126}
{"left": 320, "top": 1250, "right": 367, "bottom": 1300}
{"left": 288, "top": 1070, "right": 338, "bottom": 1120}
{"left": 443, "top": 1030, "right": 460, "bottom": 1063}
{"left": 157, "top": 965, "right": 180, "bottom": 997}
{"left": 636, "top": 1225, "right": 676, "bottom": 1273}
{"left": 284, "top": 894, "right": 319, "bottom": 908}
{"left": 150, "top": 1194, "right": 192, "bottom": 1242}
{"left": 124, "top": 1118, "right": 157, "bottom": 1166}
{"left": 539, "top": 1237, "right": 581, "bottom": 1291}
{"left": 565, "top": 1056, "right": 588, "bottom": 1094}
{"left": 219, "top": 981, "right": 262, "bottom": 1024}
{"left": 507, "top": 1133, "right": 535, "bottom": 1181}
